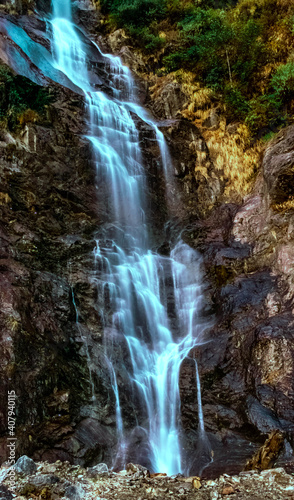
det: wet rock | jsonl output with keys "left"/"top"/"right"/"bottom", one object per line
{"left": 14, "top": 456, "right": 37, "bottom": 475}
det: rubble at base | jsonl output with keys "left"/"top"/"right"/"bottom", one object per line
{"left": 1, "top": 458, "right": 294, "bottom": 500}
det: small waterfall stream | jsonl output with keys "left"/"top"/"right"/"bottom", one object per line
{"left": 6, "top": 0, "right": 210, "bottom": 474}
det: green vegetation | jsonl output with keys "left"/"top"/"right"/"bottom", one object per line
{"left": 100, "top": 0, "right": 294, "bottom": 135}
{"left": 0, "top": 65, "right": 52, "bottom": 130}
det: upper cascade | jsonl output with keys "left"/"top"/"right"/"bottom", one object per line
{"left": 52, "top": 0, "right": 72, "bottom": 20}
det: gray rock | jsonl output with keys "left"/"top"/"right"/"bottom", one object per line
{"left": 263, "top": 124, "right": 294, "bottom": 203}
{"left": 65, "top": 484, "right": 85, "bottom": 500}
{"left": 87, "top": 462, "right": 108, "bottom": 477}
{"left": 126, "top": 462, "right": 150, "bottom": 478}
{"left": 0, "top": 484, "right": 13, "bottom": 500}
{"left": 30, "top": 474, "right": 60, "bottom": 487}
{"left": 14, "top": 455, "right": 37, "bottom": 475}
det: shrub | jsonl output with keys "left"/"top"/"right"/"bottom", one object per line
{"left": 100, "top": 0, "right": 294, "bottom": 136}
{"left": 245, "top": 94, "right": 283, "bottom": 134}
{"left": 224, "top": 86, "right": 250, "bottom": 120}
{"left": 271, "top": 61, "right": 294, "bottom": 100}
{"left": 0, "top": 65, "right": 51, "bottom": 130}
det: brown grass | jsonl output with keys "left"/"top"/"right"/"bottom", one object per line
{"left": 272, "top": 197, "right": 294, "bottom": 213}
{"left": 172, "top": 71, "right": 262, "bottom": 201}
{"left": 204, "top": 123, "right": 262, "bottom": 201}
{"left": 149, "top": 71, "right": 262, "bottom": 204}
{"left": 0, "top": 192, "right": 11, "bottom": 205}
{"left": 18, "top": 109, "right": 39, "bottom": 126}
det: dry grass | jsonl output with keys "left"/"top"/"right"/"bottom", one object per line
{"left": 175, "top": 70, "right": 215, "bottom": 110}
{"left": 18, "top": 109, "right": 39, "bottom": 126}
{"left": 0, "top": 192, "right": 11, "bottom": 205}
{"left": 172, "top": 71, "right": 262, "bottom": 201}
{"left": 149, "top": 74, "right": 175, "bottom": 99}
{"left": 149, "top": 71, "right": 262, "bottom": 204}
{"left": 204, "top": 122, "right": 262, "bottom": 201}
{"left": 272, "top": 197, "right": 294, "bottom": 213}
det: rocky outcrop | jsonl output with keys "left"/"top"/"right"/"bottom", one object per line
{"left": 263, "top": 125, "right": 294, "bottom": 205}
{"left": 177, "top": 128, "right": 294, "bottom": 476}
{"left": 245, "top": 431, "right": 285, "bottom": 471}
{"left": 0, "top": 81, "right": 119, "bottom": 464}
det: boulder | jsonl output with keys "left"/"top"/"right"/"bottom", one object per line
{"left": 87, "top": 462, "right": 109, "bottom": 477}
{"left": 263, "top": 125, "right": 294, "bottom": 204}
{"left": 65, "top": 484, "right": 85, "bottom": 500}
{"left": 14, "top": 455, "right": 37, "bottom": 475}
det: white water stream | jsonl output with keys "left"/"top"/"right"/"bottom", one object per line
{"left": 51, "top": 0, "right": 208, "bottom": 475}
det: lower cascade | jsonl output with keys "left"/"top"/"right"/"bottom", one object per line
{"left": 8, "top": 0, "right": 210, "bottom": 474}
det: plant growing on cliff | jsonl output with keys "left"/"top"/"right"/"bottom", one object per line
{"left": 0, "top": 65, "right": 51, "bottom": 130}
{"left": 99, "top": 0, "right": 294, "bottom": 136}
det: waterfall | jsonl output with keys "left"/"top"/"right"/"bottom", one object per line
{"left": 48, "top": 0, "right": 209, "bottom": 475}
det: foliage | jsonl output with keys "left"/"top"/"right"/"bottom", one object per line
{"left": 271, "top": 61, "right": 294, "bottom": 100}
{"left": 100, "top": 0, "right": 294, "bottom": 136}
{"left": 0, "top": 65, "right": 51, "bottom": 130}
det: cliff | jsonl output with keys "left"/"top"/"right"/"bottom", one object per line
{"left": 0, "top": 0, "right": 293, "bottom": 481}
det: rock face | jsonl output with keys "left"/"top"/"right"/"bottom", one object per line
{"left": 0, "top": 81, "right": 117, "bottom": 464}
{"left": 178, "top": 129, "right": 294, "bottom": 476}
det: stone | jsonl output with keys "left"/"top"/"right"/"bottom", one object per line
{"left": 64, "top": 484, "right": 85, "bottom": 500}
{"left": 192, "top": 477, "right": 201, "bottom": 489}
{"left": 87, "top": 462, "right": 108, "bottom": 477}
{"left": 203, "top": 109, "right": 220, "bottom": 130}
{"left": 14, "top": 456, "right": 37, "bottom": 475}
{"left": 29, "top": 474, "right": 60, "bottom": 487}
{"left": 126, "top": 463, "right": 150, "bottom": 477}
{"left": 221, "top": 485, "right": 235, "bottom": 495}
{"left": 0, "top": 485, "right": 13, "bottom": 500}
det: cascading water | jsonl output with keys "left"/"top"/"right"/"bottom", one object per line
{"left": 48, "top": 0, "right": 210, "bottom": 475}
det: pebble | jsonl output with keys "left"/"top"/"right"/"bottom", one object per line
{"left": 192, "top": 478, "right": 201, "bottom": 489}
{"left": 2, "top": 460, "right": 294, "bottom": 500}
{"left": 221, "top": 485, "right": 235, "bottom": 495}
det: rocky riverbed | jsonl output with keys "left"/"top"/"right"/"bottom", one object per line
{"left": 1, "top": 456, "right": 294, "bottom": 500}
